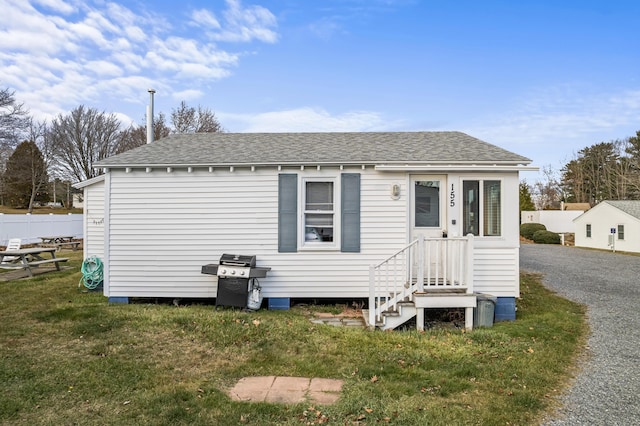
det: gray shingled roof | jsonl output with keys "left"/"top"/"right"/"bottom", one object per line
{"left": 96, "top": 131, "right": 531, "bottom": 168}
{"left": 604, "top": 200, "right": 640, "bottom": 220}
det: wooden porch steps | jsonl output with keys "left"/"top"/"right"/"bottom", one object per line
{"left": 366, "top": 291, "right": 476, "bottom": 331}
{"left": 369, "top": 234, "right": 475, "bottom": 331}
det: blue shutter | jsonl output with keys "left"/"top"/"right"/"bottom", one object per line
{"left": 278, "top": 174, "right": 298, "bottom": 253}
{"left": 341, "top": 173, "right": 361, "bottom": 252}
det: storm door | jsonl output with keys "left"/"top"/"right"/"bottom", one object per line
{"left": 410, "top": 175, "right": 446, "bottom": 241}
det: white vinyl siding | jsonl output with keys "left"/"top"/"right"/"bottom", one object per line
{"left": 84, "top": 178, "right": 105, "bottom": 260}
{"left": 575, "top": 203, "right": 640, "bottom": 252}
{"left": 454, "top": 174, "right": 519, "bottom": 297}
{"left": 105, "top": 168, "right": 408, "bottom": 299}
{"left": 473, "top": 247, "right": 519, "bottom": 297}
{"left": 102, "top": 168, "right": 522, "bottom": 299}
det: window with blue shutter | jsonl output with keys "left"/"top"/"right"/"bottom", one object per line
{"left": 278, "top": 174, "right": 298, "bottom": 252}
{"left": 278, "top": 172, "right": 360, "bottom": 253}
{"left": 341, "top": 173, "right": 360, "bottom": 252}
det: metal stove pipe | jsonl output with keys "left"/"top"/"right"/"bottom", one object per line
{"left": 146, "top": 88, "right": 155, "bottom": 144}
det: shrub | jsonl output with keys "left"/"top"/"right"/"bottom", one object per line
{"left": 532, "top": 230, "right": 561, "bottom": 244}
{"left": 520, "top": 223, "right": 546, "bottom": 240}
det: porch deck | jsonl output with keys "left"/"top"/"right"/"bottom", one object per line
{"left": 369, "top": 234, "right": 476, "bottom": 331}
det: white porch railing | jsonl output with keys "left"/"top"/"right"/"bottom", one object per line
{"left": 368, "top": 234, "right": 474, "bottom": 328}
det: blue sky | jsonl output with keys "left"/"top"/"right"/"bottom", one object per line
{"left": 2, "top": 0, "right": 640, "bottom": 182}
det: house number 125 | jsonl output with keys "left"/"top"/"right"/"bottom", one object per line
{"left": 450, "top": 184, "right": 455, "bottom": 207}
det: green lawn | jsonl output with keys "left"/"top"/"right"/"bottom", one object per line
{"left": 0, "top": 252, "right": 587, "bottom": 425}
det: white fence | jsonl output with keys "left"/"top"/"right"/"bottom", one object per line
{"left": 521, "top": 210, "right": 584, "bottom": 233}
{"left": 0, "top": 214, "right": 83, "bottom": 246}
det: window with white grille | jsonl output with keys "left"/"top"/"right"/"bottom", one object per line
{"left": 463, "top": 180, "right": 501, "bottom": 236}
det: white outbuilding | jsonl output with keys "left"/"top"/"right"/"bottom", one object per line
{"left": 574, "top": 200, "right": 640, "bottom": 252}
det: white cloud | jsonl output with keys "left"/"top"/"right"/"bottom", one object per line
{"left": 0, "top": 0, "right": 279, "bottom": 121}
{"left": 191, "top": 9, "right": 222, "bottom": 29}
{"left": 31, "top": 0, "right": 76, "bottom": 14}
{"left": 467, "top": 86, "right": 640, "bottom": 147}
{"left": 457, "top": 84, "right": 640, "bottom": 177}
{"left": 222, "top": 107, "right": 402, "bottom": 132}
{"left": 172, "top": 89, "right": 204, "bottom": 102}
{"left": 197, "top": 0, "right": 278, "bottom": 43}
{"left": 85, "top": 60, "right": 123, "bottom": 78}
{"left": 308, "top": 18, "right": 345, "bottom": 40}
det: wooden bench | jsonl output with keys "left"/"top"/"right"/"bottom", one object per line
{"left": 28, "top": 258, "right": 69, "bottom": 267}
{"left": 0, "top": 258, "right": 69, "bottom": 276}
{"left": 0, "top": 247, "right": 69, "bottom": 277}
{"left": 39, "top": 241, "right": 81, "bottom": 251}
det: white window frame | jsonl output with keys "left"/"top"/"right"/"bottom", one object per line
{"left": 617, "top": 224, "right": 625, "bottom": 240}
{"left": 462, "top": 178, "right": 503, "bottom": 237}
{"left": 299, "top": 176, "right": 340, "bottom": 250}
{"left": 586, "top": 224, "right": 592, "bottom": 238}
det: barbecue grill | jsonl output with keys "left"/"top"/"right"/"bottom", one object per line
{"left": 201, "top": 254, "right": 270, "bottom": 309}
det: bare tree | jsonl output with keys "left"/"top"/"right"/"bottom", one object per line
{"left": 115, "top": 113, "right": 171, "bottom": 154}
{"left": 49, "top": 106, "right": 121, "bottom": 182}
{"left": 171, "top": 101, "right": 223, "bottom": 134}
{"left": 533, "top": 165, "right": 563, "bottom": 209}
{"left": 0, "top": 87, "right": 30, "bottom": 149}
{"left": 114, "top": 101, "right": 223, "bottom": 155}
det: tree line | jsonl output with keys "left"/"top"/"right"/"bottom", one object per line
{"left": 0, "top": 87, "right": 222, "bottom": 212}
{"left": 522, "top": 130, "right": 640, "bottom": 210}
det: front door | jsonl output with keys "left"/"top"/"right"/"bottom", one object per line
{"left": 410, "top": 175, "right": 447, "bottom": 285}
{"left": 410, "top": 175, "right": 447, "bottom": 241}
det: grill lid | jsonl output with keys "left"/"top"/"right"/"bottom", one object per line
{"left": 219, "top": 253, "right": 256, "bottom": 267}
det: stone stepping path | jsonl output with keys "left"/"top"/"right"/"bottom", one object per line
{"left": 228, "top": 376, "right": 343, "bottom": 404}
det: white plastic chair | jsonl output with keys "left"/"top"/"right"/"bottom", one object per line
{"left": 1, "top": 238, "right": 21, "bottom": 264}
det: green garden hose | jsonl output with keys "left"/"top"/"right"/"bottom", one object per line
{"left": 80, "top": 256, "right": 103, "bottom": 290}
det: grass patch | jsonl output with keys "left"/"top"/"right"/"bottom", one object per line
{"left": 0, "top": 257, "right": 587, "bottom": 425}
{"left": 0, "top": 205, "right": 82, "bottom": 214}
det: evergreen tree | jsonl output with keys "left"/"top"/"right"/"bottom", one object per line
{"left": 3, "top": 140, "right": 49, "bottom": 211}
{"left": 519, "top": 181, "right": 535, "bottom": 212}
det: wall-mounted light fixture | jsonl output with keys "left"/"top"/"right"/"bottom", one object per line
{"left": 391, "top": 183, "right": 401, "bottom": 199}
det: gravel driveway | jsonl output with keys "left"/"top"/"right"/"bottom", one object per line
{"left": 520, "top": 244, "right": 640, "bottom": 425}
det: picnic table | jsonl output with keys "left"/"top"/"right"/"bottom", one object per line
{"left": 0, "top": 247, "right": 69, "bottom": 277}
{"left": 39, "top": 236, "right": 81, "bottom": 251}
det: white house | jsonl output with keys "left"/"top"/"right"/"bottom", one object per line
{"left": 78, "top": 132, "right": 534, "bottom": 330}
{"left": 73, "top": 174, "right": 106, "bottom": 260}
{"left": 574, "top": 200, "right": 640, "bottom": 252}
